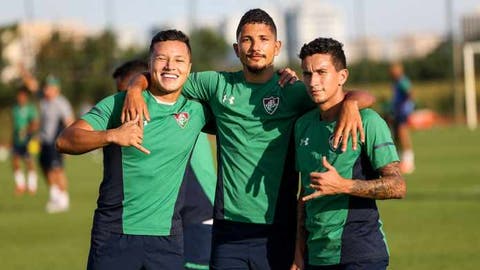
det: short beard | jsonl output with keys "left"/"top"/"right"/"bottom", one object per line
{"left": 246, "top": 64, "right": 268, "bottom": 74}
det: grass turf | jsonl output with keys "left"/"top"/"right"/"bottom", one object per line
{"left": 0, "top": 127, "right": 479, "bottom": 269}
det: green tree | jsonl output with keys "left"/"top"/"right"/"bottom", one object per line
{"left": 189, "top": 27, "right": 229, "bottom": 71}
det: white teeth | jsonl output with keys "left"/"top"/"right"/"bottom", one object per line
{"left": 162, "top": 74, "right": 178, "bottom": 79}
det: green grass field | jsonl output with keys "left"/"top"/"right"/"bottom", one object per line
{"left": 0, "top": 126, "right": 479, "bottom": 269}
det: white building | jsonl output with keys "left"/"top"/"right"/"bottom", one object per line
{"left": 285, "top": 0, "right": 345, "bottom": 62}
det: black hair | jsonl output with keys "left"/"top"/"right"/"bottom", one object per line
{"left": 112, "top": 59, "right": 148, "bottom": 80}
{"left": 236, "top": 8, "right": 277, "bottom": 39}
{"left": 149, "top": 29, "right": 191, "bottom": 58}
{"left": 299, "top": 37, "right": 347, "bottom": 71}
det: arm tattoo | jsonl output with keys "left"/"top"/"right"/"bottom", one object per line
{"left": 350, "top": 162, "right": 406, "bottom": 199}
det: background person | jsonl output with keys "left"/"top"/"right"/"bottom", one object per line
{"left": 21, "top": 69, "right": 74, "bottom": 213}
{"left": 389, "top": 62, "right": 415, "bottom": 174}
{"left": 11, "top": 86, "right": 39, "bottom": 195}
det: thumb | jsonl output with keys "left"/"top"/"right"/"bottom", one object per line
{"left": 322, "top": 156, "right": 335, "bottom": 171}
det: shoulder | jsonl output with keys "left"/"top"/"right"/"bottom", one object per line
{"left": 360, "top": 108, "right": 390, "bottom": 131}
{"left": 295, "top": 108, "right": 318, "bottom": 129}
{"left": 190, "top": 70, "right": 239, "bottom": 82}
{"left": 399, "top": 76, "right": 411, "bottom": 89}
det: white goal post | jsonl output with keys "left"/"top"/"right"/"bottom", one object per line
{"left": 463, "top": 41, "right": 480, "bottom": 130}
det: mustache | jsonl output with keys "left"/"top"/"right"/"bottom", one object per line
{"left": 247, "top": 53, "right": 266, "bottom": 58}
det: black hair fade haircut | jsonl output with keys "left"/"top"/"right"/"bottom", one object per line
{"left": 112, "top": 59, "right": 148, "bottom": 80}
{"left": 149, "top": 29, "right": 192, "bottom": 59}
{"left": 299, "top": 37, "right": 347, "bottom": 71}
{"left": 236, "top": 8, "right": 277, "bottom": 39}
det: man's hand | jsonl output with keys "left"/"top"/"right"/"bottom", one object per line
{"left": 302, "top": 157, "right": 349, "bottom": 201}
{"left": 277, "top": 67, "right": 299, "bottom": 87}
{"left": 121, "top": 73, "right": 150, "bottom": 127}
{"left": 290, "top": 254, "right": 305, "bottom": 270}
{"left": 332, "top": 99, "right": 365, "bottom": 152}
{"left": 109, "top": 116, "right": 150, "bottom": 154}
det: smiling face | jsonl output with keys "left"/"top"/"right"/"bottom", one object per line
{"left": 301, "top": 53, "right": 348, "bottom": 107}
{"left": 149, "top": 40, "right": 191, "bottom": 95}
{"left": 233, "top": 23, "right": 281, "bottom": 74}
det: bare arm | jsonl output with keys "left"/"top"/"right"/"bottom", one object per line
{"left": 18, "top": 64, "right": 39, "bottom": 93}
{"left": 121, "top": 73, "right": 150, "bottom": 125}
{"left": 348, "top": 162, "right": 406, "bottom": 199}
{"left": 333, "top": 91, "right": 377, "bottom": 152}
{"left": 303, "top": 157, "right": 406, "bottom": 201}
{"left": 56, "top": 117, "right": 150, "bottom": 155}
{"left": 290, "top": 195, "right": 307, "bottom": 270}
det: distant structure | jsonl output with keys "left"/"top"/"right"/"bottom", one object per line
{"left": 1, "top": 21, "right": 91, "bottom": 82}
{"left": 285, "top": 0, "right": 345, "bottom": 63}
{"left": 462, "top": 8, "right": 480, "bottom": 42}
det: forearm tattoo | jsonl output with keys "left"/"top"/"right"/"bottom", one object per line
{"left": 350, "top": 162, "right": 406, "bottom": 199}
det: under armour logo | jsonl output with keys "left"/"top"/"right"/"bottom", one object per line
{"left": 222, "top": 95, "right": 235, "bottom": 105}
{"left": 300, "top": 137, "right": 310, "bottom": 146}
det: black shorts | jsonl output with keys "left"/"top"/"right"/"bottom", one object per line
{"left": 210, "top": 219, "right": 296, "bottom": 270}
{"left": 307, "top": 258, "right": 389, "bottom": 270}
{"left": 39, "top": 143, "right": 63, "bottom": 171}
{"left": 12, "top": 144, "right": 30, "bottom": 158}
{"left": 87, "top": 228, "right": 184, "bottom": 270}
{"left": 184, "top": 222, "right": 212, "bottom": 269}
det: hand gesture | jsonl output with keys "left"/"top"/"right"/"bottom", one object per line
{"left": 121, "top": 82, "right": 150, "bottom": 128}
{"left": 111, "top": 115, "right": 150, "bottom": 154}
{"left": 332, "top": 99, "right": 365, "bottom": 152}
{"left": 302, "top": 157, "right": 346, "bottom": 201}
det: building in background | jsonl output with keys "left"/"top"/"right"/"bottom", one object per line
{"left": 285, "top": 0, "right": 345, "bottom": 63}
{"left": 462, "top": 8, "right": 480, "bottom": 42}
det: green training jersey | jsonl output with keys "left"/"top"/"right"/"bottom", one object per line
{"left": 295, "top": 108, "right": 399, "bottom": 265}
{"left": 184, "top": 71, "right": 313, "bottom": 224}
{"left": 82, "top": 91, "right": 210, "bottom": 236}
{"left": 12, "top": 103, "right": 38, "bottom": 146}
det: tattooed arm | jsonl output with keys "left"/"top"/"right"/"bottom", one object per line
{"left": 303, "top": 157, "right": 406, "bottom": 201}
{"left": 348, "top": 161, "right": 406, "bottom": 199}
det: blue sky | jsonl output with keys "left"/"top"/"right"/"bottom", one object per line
{"left": 1, "top": 0, "right": 479, "bottom": 41}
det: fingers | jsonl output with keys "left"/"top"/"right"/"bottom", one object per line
{"left": 121, "top": 109, "right": 126, "bottom": 123}
{"left": 358, "top": 121, "right": 365, "bottom": 143}
{"left": 321, "top": 156, "right": 334, "bottom": 171}
{"left": 341, "top": 127, "right": 350, "bottom": 152}
{"left": 302, "top": 192, "right": 319, "bottom": 202}
{"left": 351, "top": 127, "right": 358, "bottom": 151}
{"left": 332, "top": 124, "right": 344, "bottom": 150}
{"left": 278, "top": 68, "right": 299, "bottom": 87}
{"left": 143, "top": 104, "right": 151, "bottom": 122}
{"left": 133, "top": 143, "right": 150, "bottom": 155}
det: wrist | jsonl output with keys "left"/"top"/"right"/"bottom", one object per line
{"left": 343, "top": 179, "right": 355, "bottom": 194}
{"left": 105, "top": 130, "right": 116, "bottom": 144}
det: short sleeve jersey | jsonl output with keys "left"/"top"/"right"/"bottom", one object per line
{"left": 183, "top": 71, "right": 313, "bottom": 224}
{"left": 12, "top": 103, "right": 38, "bottom": 146}
{"left": 39, "top": 95, "right": 73, "bottom": 144}
{"left": 82, "top": 91, "right": 210, "bottom": 236}
{"left": 295, "top": 108, "right": 399, "bottom": 266}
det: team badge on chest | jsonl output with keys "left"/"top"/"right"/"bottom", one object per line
{"left": 263, "top": 96, "right": 280, "bottom": 115}
{"left": 174, "top": 112, "right": 190, "bottom": 128}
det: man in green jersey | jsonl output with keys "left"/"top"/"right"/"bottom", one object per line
{"left": 122, "top": 9, "right": 375, "bottom": 270}
{"left": 291, "top": 37, "right": 406, "bottom": 270}
{"left": 11, "top": 86, "right": 39, "bottom": 195}
{"left": 112, "top": 58, "right": 217, "bottom": 269}
{"left": 56, "top": 30, "right": 211, "bottom": 270}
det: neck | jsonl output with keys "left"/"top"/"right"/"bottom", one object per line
{"left": 149, "top": 86, "right": 181, "bottom": 103}
{"left": 319, "top": 91, "right": 345, "bottom": 122}
{"left": 243, "top": 65, "right": 275, "bottom": 84}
